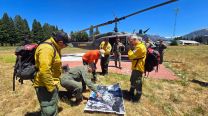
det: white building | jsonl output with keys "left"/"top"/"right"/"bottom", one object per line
{"left": 177, "top": 40, "right": 200, "bottom": 45}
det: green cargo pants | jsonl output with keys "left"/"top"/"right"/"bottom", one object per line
{"left": 100, "top": 55, "right": 110, "bottom": 75}
{"left": 60, "top": 77, "right": 83, "bottom": 100}
{"left": 114, "top": 52, "right": 121, "bottom": 68}
{"left": 129, "top": 70, "right": 143, "bottom": 102}
{"left": 83, "top": 60, "right": 97, "bottom": 81}
{"left": 35, "top": 86, "right": 58, "bottom": 116}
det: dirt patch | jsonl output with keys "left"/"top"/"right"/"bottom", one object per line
{"left": 62, "top": 60, "right": 178, "bottom": 80}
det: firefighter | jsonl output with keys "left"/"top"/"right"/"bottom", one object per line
{"left": 99, "top": 38, "right": 112, "bottom": 75}
{"left": 128, "top": 35, "right": 146, "bottom": 102}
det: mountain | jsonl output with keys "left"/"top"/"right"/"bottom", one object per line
{"left": 146, "top": 28, "right": 208, "bottom": 41}
{"left": 146, "top": 34, "right": 168, "bottom": 41}
{"left": 183, "top": 28, "right": 208, "bottom": 39}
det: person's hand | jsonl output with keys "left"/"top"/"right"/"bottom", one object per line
{"left": 126, "top": 45, "right": 134, "bottom": 51}
{"left": 96, "top": 92, "right": 102, "bottom": 98}
{"left": 62, "top": 64, "right": 69, "bottom": 73}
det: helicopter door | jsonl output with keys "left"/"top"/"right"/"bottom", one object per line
{"left": 108, "top": 37, "right": 116, "bottom": 52}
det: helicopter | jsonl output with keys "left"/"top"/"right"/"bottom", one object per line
{"left": 91, "top": 28, "right": 151, "bottom": 55}
{"left": 73, "top": 0, "right": 178, "bottom": 54}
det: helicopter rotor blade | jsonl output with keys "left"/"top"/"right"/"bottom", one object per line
{"left": 118, "top": 0, "right": 178, "bottom": 21}
{"left": 143, "top": 28, "right": 150, "bottom": 34}
{"left": 78, "top": 0, "right": 177, "bottom": 32}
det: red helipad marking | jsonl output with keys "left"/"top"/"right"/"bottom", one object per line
{"left": 62, "top": 60, "right": 178, "bottom": 80}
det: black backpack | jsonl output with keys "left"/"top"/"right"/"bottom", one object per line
{"left": 144, "top": 48, "right": 160, "bottom": 75}
{"left": 13, "top": 42, "right": 57, "bottom": 91}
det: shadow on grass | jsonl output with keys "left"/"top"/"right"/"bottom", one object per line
{"left": 121, "top": 90, "right": 131, "bottom": 101}
{"left": 24, "top": 107, "right": 63, "bottom": 116}
{"left": 24, "top": 92, "right": 67, "bottom": 116}
{"left": 58, "top": 90, "right": 76, "bottom": 106}
{"left": 25, "top": 111, "right": 40, "bottom": 116}
{"left": 58, "top": 91, "right": 72, "bottom": 99}
{"left": 58, "top": 90, "right": 89, "bottom": 106}
{"left": 84, "top": 110, "right": 124, "bottom": 116}
{"left": 191, "top": 79, "right": 208, "bottom": 87}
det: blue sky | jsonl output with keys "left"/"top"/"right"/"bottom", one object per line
{"left": 0, "top": 0, "right": 208, "bottom": 37}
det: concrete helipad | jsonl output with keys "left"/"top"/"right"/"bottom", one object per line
{"left": 62, "top": 53, "right": 178, "bottom": 80}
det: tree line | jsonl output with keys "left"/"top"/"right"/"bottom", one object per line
{"left": 70, "top": 25, "right": 100, "bottom": 42}
{"left": 0, "top": 12, "right": 65, "bottom": 46}
{"left": 0, "top": 12, "right": 101, "bottom": 46}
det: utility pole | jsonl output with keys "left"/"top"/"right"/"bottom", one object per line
{"left": 172, "top": 8, "right": 179, "bottom": 39}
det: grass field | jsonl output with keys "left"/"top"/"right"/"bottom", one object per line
{"left": 0, "top": 45, "right": 207, "bottom": 116}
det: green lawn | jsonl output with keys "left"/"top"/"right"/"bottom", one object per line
{"left": 0, "top": 45, "right": 207, "bottom": 116}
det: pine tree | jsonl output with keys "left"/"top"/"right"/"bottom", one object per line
{"left": 14, "top": 15, "right": 24, "bottom": 44}
{"left": 23, "top": 19, "right": 31, "bottom": 41}
{"left": 70, "top": 31, "right": 88, "bottom": 42}
{"left": 43, "top": 23, "right": 62, "bottom": 40}
{"left": 0, "top": 13, "right": 67, "bottom": 45}
{"left": 77, "top": 32, "right": 89, "bottom": 42}
{"left": 0, "top": 18, "right": 4, "bottom": 46}
{"left": 82, "top": 31, "right": 89, "bottom": 42}
{"left": 7, "top": 17, "right": 17, "bottom": 46}
{"left": 31, "top": 19, "right": 44, "bottom": 43}
{"left": 50, "top": 25, "right": 54, "bottom": 32}
{"left": 14, "top": 16, "right": 31, "bottom": 45}
{"left": 0, "top": 13, "right": 10, "bottom": 46}
{"left": 43, "top": 23, "right": 52, "bottom": 39}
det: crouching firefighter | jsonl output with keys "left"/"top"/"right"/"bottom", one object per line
{"left": 127, "top": 35, "right": 146, "bottom": 102}
{"left": 60, "top": 65, "right": 102, "bottom": 104}
{"left": 33, "top": 31, "right": 70, "bottom": 116}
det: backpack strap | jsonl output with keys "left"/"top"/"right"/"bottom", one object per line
{"left": 41, "top": 42, "right": 59, "bottom": 62}
{"left": 133, "top": 57, "right": 145, "bottom": 68}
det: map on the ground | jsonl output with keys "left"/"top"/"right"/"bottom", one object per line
{"left": 84, "top": 83, "right": 125, "bottom": 114}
